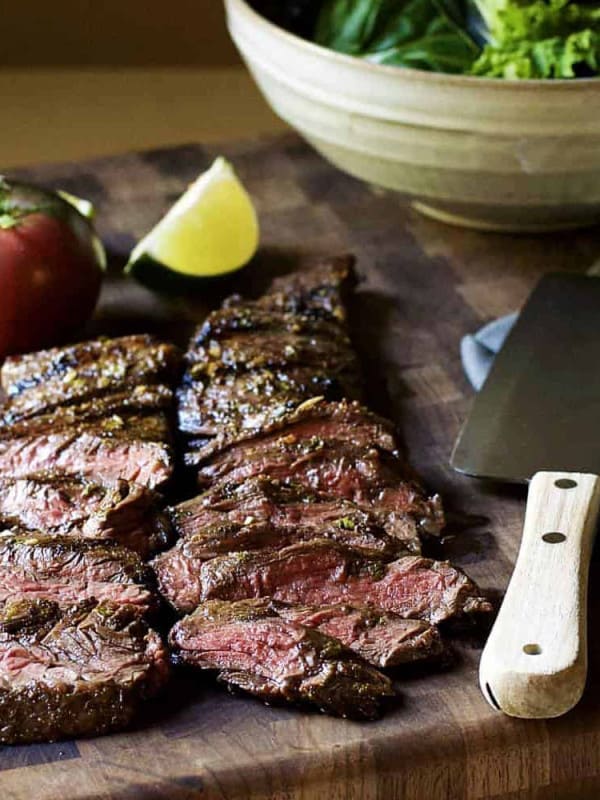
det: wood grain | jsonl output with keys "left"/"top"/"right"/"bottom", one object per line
{"left": 2, "top": 135, "right": 600, "bottom": 800}
{"left": 480, "top": 471, "right": 600, "bottom": 719}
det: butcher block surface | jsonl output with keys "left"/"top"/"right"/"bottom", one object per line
{"left": 3, "top": 135, "right": 600, "bottom": 800}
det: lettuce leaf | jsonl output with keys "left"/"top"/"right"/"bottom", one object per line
{"left": 470, "top": 0, "right": 600, "bottom": 77}
{"left": 312, "top": 0, "right": 600, "bottom": 77}
{"left": 472, "top": 0, "right": 600, "bottom": 43}
{"left": 472, "top": 27, "right": 600, "bottom": 76}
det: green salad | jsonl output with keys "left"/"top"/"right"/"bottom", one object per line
{"left": 265, "top": 0, "right": 600, "bottom": 77}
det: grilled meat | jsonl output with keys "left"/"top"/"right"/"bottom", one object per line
{"left": 168, "top": 477, "right": 424, "bottom": 553}
{"left": 254, "top": 254, "right": 354, "bottom": 322}
{"left": 161, "top": 539, "right": 491, "bottom": 622}
{"left": 186, "top": 328, "right": 358, "bottom": 385}
{"left": 1, "top": 384, "right": 173, "bottom": 431}
{"left": 0, "top": 531, "right": 157, "bottom": 613}
{"left": 0, "top": 413, "right": 174, "bottom": 489}
{"left": 0, "top": 598, "right": 169, "bottom": 744}
{"left": 169, "top": 598, "right": 393, "bottom": 720}
{"left": 190, "top": 398, "right": 397, "bottom": 467}
{"left": 178, "top": 257, "right": 360, "bottom": 461}
{"left": 161, "top": 513, "right": 404, "bottom": 563}
{"left": 153, "top": 515, "right": 407, "bottom": 608}
{"left": 272, "top": 602, "right": 444, "bottom": 669}
{"left": 177, "top": 367, "right": 351, "bottom": 439}
{"left": 186, "top": 398, "right": 398, "bottom": 467}
{"left": 1, "top": 334, "right": 181, "bottom": 419}
{"left": 191, "top": 303, "right": 350, "bottom": 347}
{"left": 0, "top": 476, "right": 172, "bottom": 558}
{"left": 191, "top": 418, "right": 443, "bottom": 539}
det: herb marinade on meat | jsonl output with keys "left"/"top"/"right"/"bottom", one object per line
{"left": 0, "top": 333, "right": 179, "bottom": 742}
{"left": 0, "top": 255, "right": 490, "bottom": 739}
{"left": 0, "top": 475, "right": 172, "bottom": 557}
{"left": 163, "top": 256, "right": 490, "bottom": 717}
{"left": 0, "top": 598, "right": 169, "bottom": 744}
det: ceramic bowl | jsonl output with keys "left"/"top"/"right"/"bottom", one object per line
{"left": 225, "top": 0, "right": 600, "bottom": 232}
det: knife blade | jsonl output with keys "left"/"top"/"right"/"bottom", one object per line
{"left": 451, "top": 273, "right": 600, "bottom": 719}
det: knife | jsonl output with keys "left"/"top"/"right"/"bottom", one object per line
{"left": 451, "top": 273, "right": 600, "bottom": 719}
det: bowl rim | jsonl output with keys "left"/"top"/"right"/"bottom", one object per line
{"left": 227, "top": 0, "right": 600, "bottom": 91}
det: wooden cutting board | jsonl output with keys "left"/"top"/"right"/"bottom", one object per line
{"left": 3, "top": 135, "right": 600, "bottom": 800}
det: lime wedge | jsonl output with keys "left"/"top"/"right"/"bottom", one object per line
{"left": 58, "top": 190, "right": 96, "bottom": 220}
{"left": 126, "top": 157, "right": 259, "bottom": 285}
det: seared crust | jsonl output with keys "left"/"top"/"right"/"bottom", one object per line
{"left": 0, "top": 599, "right": 169, "bottom": 744}
{"left": 0, "top": 475, "right": 172, "bottom": 558}
{"left": 169, "top": 597, "right": 393, "bottom": 720}
{"left": 0, "top": 531, "right": 158, "bottom": 614}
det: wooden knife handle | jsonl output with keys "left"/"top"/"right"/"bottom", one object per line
{"left": 479, "top": 470, "right": 600, "bottom": 718}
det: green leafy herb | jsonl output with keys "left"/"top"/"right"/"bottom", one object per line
{"left": 315, "top": 0, "right": 393, "bottom": 53}
{"left": 315, "top": 0, "right": 479, "bottom": 72}
{"left": 311, "top": 0, "right": 600, "bottom": 78}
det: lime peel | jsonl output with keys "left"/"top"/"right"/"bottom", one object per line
{"left": 126, "top": 157, "right": 259, "bottom": 281}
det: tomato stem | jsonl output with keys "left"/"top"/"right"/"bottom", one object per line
{"left": 0, "top": 177, "right": 55, "bottom": 229}
{"left": 0, "top": 214, "right": 22, "bottom": 230}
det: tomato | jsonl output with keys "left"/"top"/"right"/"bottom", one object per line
{"left": 0, "top": 179, "right": 105, "bottom": 359}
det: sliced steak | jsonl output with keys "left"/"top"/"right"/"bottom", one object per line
{"left": 153, "top": 514, "right": 407, "bottom": 608}
{"left": 169, "top": 477, "right": 424, "bottom": 553}
{"left": 186, "top": 328, "right": 358, "bottom": 383}
{"left": 162, "top": 513, "right": 403, "bottom": 563}
{"left": 190, "top": 397, "right": 398, "bottom": 469}
{"left": 164, "top": 540, "right": 490, "bottom": 622}
{"left": 1, "top": 334, "right": 181, "bottom": 407}
{"left": 193, "top": 428, "right": 442, "bottom": 539}
{"left": 0, "top": 598, "right": 169, "bottom": 743}
{"left": 178, "top": 257, "right": 360, "bottom": 460}
{"left": 255, "top": 254, "right": 355, "bottom": 322}
{"left": 272, "top": 602, "right": 444, "bottom": 669}
{"left": 0, "top": 531, "right": 157, "bottom": 613}
{"left": 0, "top": 413, "right": 174, "bottom": 489}
{"left": 187, "top": 398, "right": 400, "bottom": 468}
{"left": 191, "top": 303, "right": 349, "bottom": 348}
{"left": 169, "top": 598, "right": 393, "bottom": 720}
{"left": 0, "top": 476, "right": 172, "bottom": 558}
{"left": 177, "top": 367, "right": 350, "bottom": 439}
{"left": 1, "top": 384, "right": 173, "bottom": 430}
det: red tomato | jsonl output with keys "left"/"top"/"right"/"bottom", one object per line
{"left": 0, "top": 179, "right": 105, "bottom": 359}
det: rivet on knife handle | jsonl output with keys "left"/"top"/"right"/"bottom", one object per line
{"left": 479, "top": 471, "right": 600, "bottom": 718}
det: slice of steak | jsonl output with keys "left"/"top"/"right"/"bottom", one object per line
{"left": 187, "top": 398, "right": 399, "bottom": 469}
{"left": 1, "top": 384, "right": 173, "bottom": 430}
{"left": 1, "top": 334, "right": 181, "bottom": 396}
{"left": 169, "top": 598, "right": 393, "bottom": 720}
{"left": 272, "top": 602, "right": 444, "bottom": 669}
{"left": 191, "top": 303, "right": 349, "bottom": 348}
{"left": 0, "top": 531, "right": 157, "bottom": 613}
{"left": 164, "top": 513, "right": 403, "bottom": 562}
{"left": 185, "top": 328, "right": 359, "bottom": 384}
{"left": 0, "top": 598, "right": 169, "bottom": 744}
{"left": 177, "top": 367, "right": 351, "bottom": 439}
{"left": 153, "top": 515, "right": 407, "bottom": 610}
{"left": 190, "top": 397, "right": 398, "bottom": 469}
{"left": 0, "top": 413, "right": 174, "bottom": 488}
{"left": 169, "top": 477, "right": 423, "bottom": 553}
{"left": 192, "top": 425, "right": 443, "bottom": 539}
{"left": 1, "top": 335, "right": 181, "bottom": 417}
{"left": 256, "top": 254, "right": 355, "bottom": 322}
{"left": 168, "top": 540, "right": 490, "bottom": 623}
{"left": 0, "top": 476, "right": 172, "bottom": 558}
